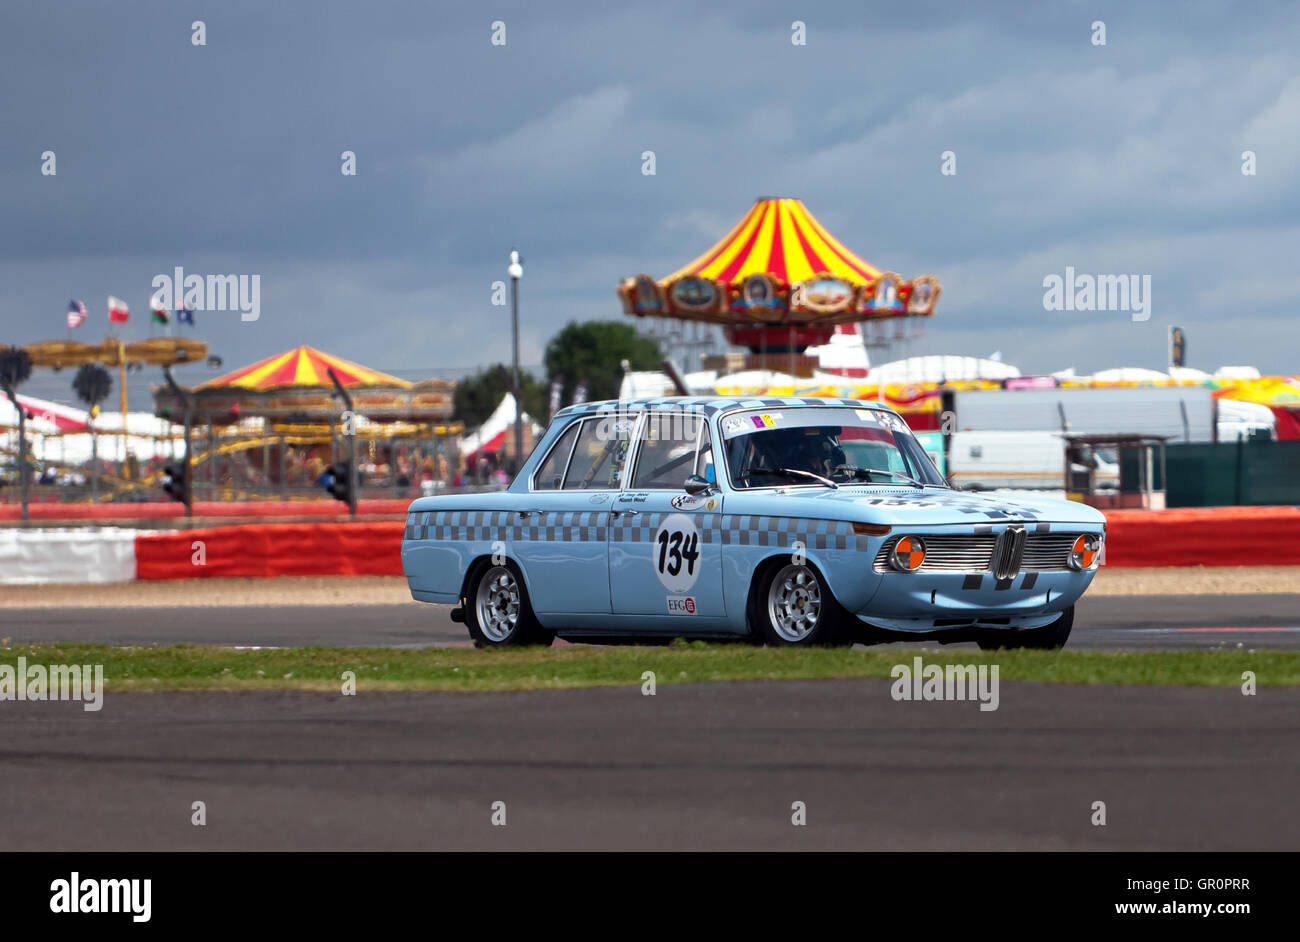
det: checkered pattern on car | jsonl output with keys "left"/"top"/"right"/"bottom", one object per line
{"left": 404, "top": 510, "right": 607, "bottom": 543}
{"left": 405, "top": 510, "right": 871, "bottom": 552}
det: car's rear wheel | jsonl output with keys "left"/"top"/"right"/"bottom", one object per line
{"left": 465, "top": 562, "right": 554, "bottom": 648}
{"left": 976, "top": 605, "right": 1073, "bottom": 651}
{"left": 750, "top": 560, "right": 848, "bottom": 646}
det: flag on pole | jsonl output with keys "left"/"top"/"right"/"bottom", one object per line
{"left": 108, "top": 295, "right": 130, "bottom": 324}
{"left": 150, "top": 295, "right": 170, "bottom": 325}
{"left": 176, "top": 297, "right": 194, "bottom": 325}
{"left": 67, "top": 299, "right": 88, "bottom": 329}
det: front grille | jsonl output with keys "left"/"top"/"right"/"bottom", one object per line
{"left": 1020, "top": 534, "right": 1085, "bottom": 571}
{"left": 992, "top": 526, "right": 1027, "bottom": 580}
{"left": 874, "top": 532, "right": 1095, "bottom": 574}
{"left": 875, "top": 535, "right": 997, "bottom": 572}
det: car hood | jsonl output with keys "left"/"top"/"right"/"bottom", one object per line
{"left": 748, "top": 486, "right": 1107, "bottom": 527}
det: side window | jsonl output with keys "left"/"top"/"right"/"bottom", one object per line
{"left": 563, "top": 417, "right": 633, "bottom": 490}
{"left": 632, "top": 413, "right": 704, "bottom": 489}
{"left": 532, "top": 421, "right": 579, "bottom": 490}
{"left": 695, "top": 437, "right": 715, "bottom": 484}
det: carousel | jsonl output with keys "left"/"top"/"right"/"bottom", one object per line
{"left": 618, "top": 197, "right": 941, "bottom": 377}
{"left": 2, "top": 337, "right": 206, "bottom": 501}
{"left": 151, "top": 345, "right": 462, "bottom": 499}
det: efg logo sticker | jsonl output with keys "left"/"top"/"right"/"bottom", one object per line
{"left": 670, "top": 494, "right": 704, "bottom": 511}
{"left": 667, "top": 596, "right": 697, "bottom": 614}
{"left": 588, "top": 493, "right": 610, "bottom": 504}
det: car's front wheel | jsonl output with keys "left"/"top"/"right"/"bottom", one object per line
{"left": 976, "top": 605, "right": 1073, "bottom": 651}
{"left": 465, "top": 562, "right": 554, "bottom": 648}
{"left": 750, "top": 560, "right": 848, "bottom": 646}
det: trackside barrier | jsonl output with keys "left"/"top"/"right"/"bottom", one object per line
{"left": 129, "top": 505, "right": 1300, "bottom": 577}
{"left": 0, "top": 528, "right": 140, "bottom": 584}
{"left": 1102, "top": 505, "right": 1300, "bottom": 567}
{"left": 133, "top": 522, "right": 405, "bottom": 579}
{"left": 4, "top": 507, "right": 1300, "bottom": 584}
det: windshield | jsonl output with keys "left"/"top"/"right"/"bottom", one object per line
{"left": 721, "top": 406, "right": 946, "bottom": 488}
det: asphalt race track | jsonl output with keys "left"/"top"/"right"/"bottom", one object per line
{"left": 2, "top": 595, "right": 1297, "bottom": 850}
{"left": 2, "top": 594, "right": 1299, "bottom": 650}
{"left": 1, "top": 681, "right": 1296, "bottom": 850}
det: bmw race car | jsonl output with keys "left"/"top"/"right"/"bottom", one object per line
{"left": 401, "top": 397, "right": 1106, "bottom": 649}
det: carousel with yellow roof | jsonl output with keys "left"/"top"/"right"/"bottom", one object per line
{"left": 618, "top": 197, "right": 940, "bottom": 375}
{"left": 151, "top": 345, "right": 461, "bottom": 500}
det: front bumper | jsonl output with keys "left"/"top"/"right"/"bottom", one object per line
{"left": 854, "top": 568, "right": 1096, "bottom": 632}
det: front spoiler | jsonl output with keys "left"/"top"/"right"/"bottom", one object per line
{"left": 856, "top": 611, "right": 1064, "bottom": 633}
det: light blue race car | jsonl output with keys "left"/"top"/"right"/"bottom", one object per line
{"left": 401, "top": 397, "right": 1106, "bottom": 649}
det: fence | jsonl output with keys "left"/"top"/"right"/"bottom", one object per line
{"left": 1155, "top": 439, "right": 1300, "bottom": 507}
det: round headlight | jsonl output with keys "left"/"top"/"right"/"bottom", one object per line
{"left": 1069, "top": 534, "right": 1101, "bottom": 570}
{"left": 889, "top": 535, "right": 926, "bottom": 572}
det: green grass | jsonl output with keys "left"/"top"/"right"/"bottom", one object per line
{"left": 0, "top": 640, "right": 1295, "bottom": 692}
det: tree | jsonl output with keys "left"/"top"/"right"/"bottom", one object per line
{"left": 452, "top": 364, "right": 548, "bottom": 429}
{"left": 0, "top": 346, "right": 33, "bottom": 391}
{"left": 543, "top": 320, "right": 663, "bottom": 406}
{"left": 73, "top": 363, "right": 113, "bottom": 408}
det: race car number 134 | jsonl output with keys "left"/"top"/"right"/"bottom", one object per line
{"left": 654, "top": 513, "right": 701, "bottom": 593}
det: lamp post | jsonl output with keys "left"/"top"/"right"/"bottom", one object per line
{"left": 508, "top": 248, "right": 524, "bottom": 476}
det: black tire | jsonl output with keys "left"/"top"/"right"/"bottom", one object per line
{"left": 464, "top": 561, "right": 555, "bottom": 648}
{"left": 748, "top": 558, "right": 850, "bottom": 647}
{"left": 977, "top": 605, "right": 1074, "bottom": 651}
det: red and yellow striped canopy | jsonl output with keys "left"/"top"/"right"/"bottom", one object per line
{"left": 665, "top": 198, "right": 882, "bottom": 286}
{"left": 198, "top": 346, "right": 411, "bottom": 391}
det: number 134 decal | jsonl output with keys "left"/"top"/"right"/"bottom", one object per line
{"left": 654, "top": 513, "right": 701, "bottom": 593}
{"left": 657, "top": 529, "right": 698, "bottom": 576}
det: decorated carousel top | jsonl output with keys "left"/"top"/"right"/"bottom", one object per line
{"left": 197, "top": 345, "right": 412, "bottom": 391}
{"left": 619, "top": 198, "right": 940, "bottom": 327}
{"left": 157, "top": 345, "right": 453, "bottom": 423}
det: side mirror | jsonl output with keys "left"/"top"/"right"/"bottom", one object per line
{"left": 684, "top": 474, "right": 714, "bottom": 496}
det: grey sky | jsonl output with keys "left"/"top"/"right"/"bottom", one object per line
{"left": 2, "top": 0, "right": 1297, "bottom": 408}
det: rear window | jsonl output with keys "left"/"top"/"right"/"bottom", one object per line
{"left": 532, "top": 421, "right": 580, "bottom": 490}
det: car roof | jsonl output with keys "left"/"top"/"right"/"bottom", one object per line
{"left": 553, "top": 396, "right": 896, "bottom": 418}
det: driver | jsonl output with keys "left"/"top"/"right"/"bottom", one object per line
{"left": 752, "top": 427, "right": 844, "bottom": 478}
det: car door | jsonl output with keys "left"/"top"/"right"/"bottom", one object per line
{"left": 607, "top": 410, "right": 726, "bottom": 618}
{"left": 510, "top": 415, "right": 629, "bottom": 616}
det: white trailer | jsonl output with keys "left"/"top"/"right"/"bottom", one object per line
{"left": 953, "top": 386, "right": 1217, "bottom": 441}
{"left": 948, "top": 430, "right": 1117, "bottom": 491}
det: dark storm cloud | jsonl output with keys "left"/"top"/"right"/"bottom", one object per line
{"left": 1, "top": 0, "right": 1297, "bottom": 402}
